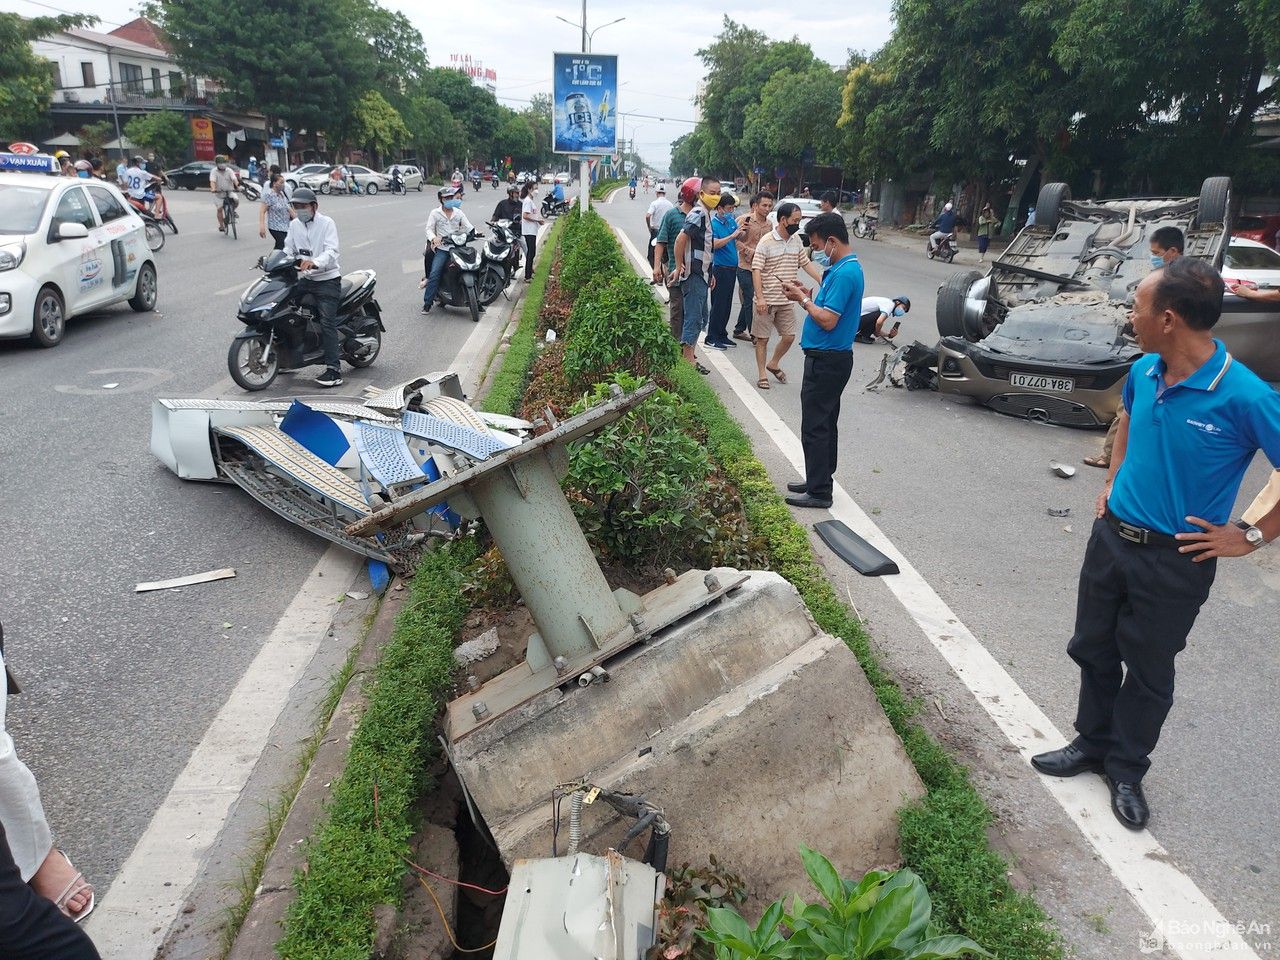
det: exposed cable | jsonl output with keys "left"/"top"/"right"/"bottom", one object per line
{"left": 415, "top": 871, "right": 499, "bottom": 954}
{"left": 399, "top": 855, "right": 507, "bottom": 897}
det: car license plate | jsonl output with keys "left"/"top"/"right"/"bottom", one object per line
{"left": 1010, "top": 372, "right": 1074, "bottom": 392}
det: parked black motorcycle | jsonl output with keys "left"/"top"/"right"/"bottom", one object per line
{"left": 541, "top": 195, "right": 570, "bottom": 218}
{"left": 430, "top": 228, "right": 486, "bottom": 322}
{"left": 227, "top": 251, "right": 384, "bottom": 391}
{"left": 478, "top": 219, "right": 521, "bottom": 305}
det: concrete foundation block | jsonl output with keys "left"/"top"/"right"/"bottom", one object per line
{"left": 450, "top": 571, "right": 925, "bottom": 906}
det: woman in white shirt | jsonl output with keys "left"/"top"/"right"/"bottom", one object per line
{"left": 520, "top": 181, "right": 544, "bottom": 281}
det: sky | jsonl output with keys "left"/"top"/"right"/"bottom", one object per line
{"left": 3, "top": 0, "right": 897, "bottom": 170}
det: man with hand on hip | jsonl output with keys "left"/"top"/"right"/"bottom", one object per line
{"left": 1032, "top": 256, "right": 1280, "bottom": 830}
{"left": 779, "top": 212, "right": 864, "bottom": 509}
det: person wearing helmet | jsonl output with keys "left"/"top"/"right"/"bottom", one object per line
{"left": 423, "top": 187, "right": 475, "bottom": 312}
{"left": 73, "top": 158, "right": 92, "bottom": 179}
{"left": 210, "top": 154, "right": 240, "bottom": 232}
{"left": 493, "top": 184, "right": 522, "bottom": 224}
{"left": 856, "top": 295, "right": 911, "bottom": 344}
{"left": 644, "top": 182, "right": 672, "bottom": 269}
{"left": 673, "top": 174, "right": 723, "bottom": 373}
{"left": 928, "top": 201, "right": 958, "bottom": 254}
{"left": 122, "top": 156, "right": 158, "bottom": 204}
{"left": 283, "top": 187, "right": 344, "bottom": 387}
{"left": 652, "top": 180, "right": 696, "bottom": 342}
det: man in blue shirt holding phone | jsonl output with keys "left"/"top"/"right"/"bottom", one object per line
{"left": 779, "top": 212, "right": 864, "bottom": 509}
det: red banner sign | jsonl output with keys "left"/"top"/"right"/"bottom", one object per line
{"left": 191, "top": 117, "right": 214, "bottom": 160}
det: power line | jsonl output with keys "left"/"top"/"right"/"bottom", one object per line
{"left": 8, "top": 0, "right": 125, "bottom": 28}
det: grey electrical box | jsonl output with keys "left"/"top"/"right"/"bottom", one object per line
{"left": 492, "top": 852, "right": 664, "bottom": 960}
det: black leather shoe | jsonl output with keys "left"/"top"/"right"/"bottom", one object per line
{"left": 1107, "top": 778, "right": 1149, "bottom": 830}
{"left": 1030, "top": 743, "right": 1104, "bottom": 778}
{"left": 786, "top": 482, "right": 808, "bottom": 493}
{"left": 785, "top": 493, "right": 832, "bottom": 509}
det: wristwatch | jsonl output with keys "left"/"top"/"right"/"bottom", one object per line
{"left": 801, "top": 297, "right": 811, "bottom": 308}
{"left": 1244, "top": 524, "right": 1266, "bottom": 548}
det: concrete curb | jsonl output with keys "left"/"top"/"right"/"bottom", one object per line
{"left": 224, "top": 585, "right": 409, "bottom": 960}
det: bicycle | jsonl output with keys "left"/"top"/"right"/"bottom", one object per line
{"left": 221, "top": 194, "right": 239, "bottom": 239}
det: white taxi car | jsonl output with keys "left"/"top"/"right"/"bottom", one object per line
{"left": 0, "top": 170, "right": 158, "bottom": 347}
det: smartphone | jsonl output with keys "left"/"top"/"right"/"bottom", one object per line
{"left": 888, "top": 321, "right": 901, "bottom": 338}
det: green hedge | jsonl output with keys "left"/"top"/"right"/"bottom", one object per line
{"left": 277, "top": 540, "right": 477, "bottom": 960}
{"left": 590, "top": 177, "right": 627, "bottom": 200}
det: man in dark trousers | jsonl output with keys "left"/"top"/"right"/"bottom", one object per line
{"left": 1032, "top": 257, "right": 1280, "bottom": 829}
{"left": 778, "top": 212, "right": 864, "bottom": 509}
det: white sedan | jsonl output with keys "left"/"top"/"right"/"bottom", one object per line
{"left": 284, "top": 164, "right": 331, "bottom": 191}
{"left": 1222, "top": 237, "right": 1280, "bottom": 290}
{"left": 302, "top": 165, "right": 391, "bottom": 195}
{"left": 0, "top": 171, "right": 158, "bottom": 347}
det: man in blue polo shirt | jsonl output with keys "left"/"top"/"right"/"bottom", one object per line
{"left": 1032, "top": 257, "right": 1280, "bottom": 830}
{"left": 778, "top": 212, "right": 864, "bottom": 509}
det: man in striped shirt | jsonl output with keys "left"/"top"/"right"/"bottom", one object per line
{"left": 750, "top": 202, "right": 823, "bottom": 389}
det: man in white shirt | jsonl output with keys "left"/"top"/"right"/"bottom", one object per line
{"left": 283, "top": 187, "right": 344, "bottom": 387}
{"left": 122, "top": 156, "right": 158, "bottom": 206}
{"left": 210, "top": 154, "right": 240, "bottom": 233}
{"left": 857, "top": 295, "right": 911, "bottom": 343}
{"left": 422, "top": 187, "right": 474, "bottom": 314}
{"left": 644, "top": 184, "right": 673, "bottom": 269}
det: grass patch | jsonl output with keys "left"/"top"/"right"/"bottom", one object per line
{"left": 590, "top": 177, "right": 627, "bottom": 200}
{"left": 479, "top": 216, "right": 566, "bottom": 417}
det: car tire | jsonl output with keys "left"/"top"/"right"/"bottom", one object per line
{"left": 318, "top": 181, "right": 330, "bottom": 195}
{"left": 366, "top": 183, "right": 379, "bottom": 195}
{"left": 1195, "top": 177, "right": 1233, "bottom": 269}
{"left": 31, "top": 285, "right": 65, "bottom": 348}
{"left": 937, "top": 270, "right": 984, "bottom": 341}
{"left": 1034, "top": 182, "right": 1070, "bottom": 232}
{"left": 185, "top": 185, "right": 196, "bottom": 191}
{"left": 416, "top": 182, "right": 423, "bottom": 191}
{"left": 130, "top": 262, "right": 158, "bottom": 312}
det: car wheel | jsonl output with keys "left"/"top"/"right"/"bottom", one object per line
{"left": 319, "top": 181, "right": 330, "bottom": 195}
{"left": 31, "top": 285, "right": 65, "bottom": 348}
{"left": 130, "top": 262, "right": 158, "bottom": 312}
{"left": 1034, "top": 182, "right": 1070, "bottom": 232}
{"left": 416, "top": 182, "right": 423, "bottom": 192}
{"left": 936, "top": 270, "right": 985, "bottom": 341}
{"left": 185, "top": 185, "right": 196, "bottom": 191}
{"left": 1196, "top": 177, "right": 1233, "bottom": 268}
{"left": 366, "top": 183, "right": 378, "bottom": 195}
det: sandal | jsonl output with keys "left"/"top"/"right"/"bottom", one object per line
{"left": 50, "top": 850, "right": 95, "bottom": 923}
{"left": 695, "top": 362, "right": 711, "bottom": 375}
{"left": 1082, "top": 455, "right": 1110, "bottom": 469}
{"left": 767, "top": 366, "right": 787, "bottom": 384}
{"left": 757, "top": 377, "right": 771, "bottom": 389}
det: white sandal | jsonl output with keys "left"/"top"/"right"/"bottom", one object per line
{"left": 50, "top": 850, "right": 95, "bottom": 923}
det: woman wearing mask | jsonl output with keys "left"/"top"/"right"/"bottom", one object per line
{"left": 520, "top": 181, "right": 544, "bottom": 281}
{"left": 705, "top": 193, "right": 743, "bottom": 349}
{"left": 976, "top": 203, "right": 998, "bottom": 262}
{"left": 259, "top": 174, "right": 294, "bottom": 249}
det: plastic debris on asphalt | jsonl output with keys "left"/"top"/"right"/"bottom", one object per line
{"left": 1047, "top": 507, "right": 1071, "bottom": 517}
{"left": 135, "top": 568, "right": 237, "bottom": 593}
{"left": 1049, "top": 461, "right": 1077, "bottom": 478}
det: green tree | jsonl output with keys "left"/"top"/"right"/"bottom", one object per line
{"left": 347, "top": 90, "right": 408, "bottom": 167}
{"left": 0, "top": 12, "right": 97, "bottom": 140}
{"left": 76, "top": 120, "right": 114, "bottom": 158}
{"left": 144, "top": 0, "right": 368, "bottom": 132}
{"left": 403, "top": 95, "right": 466, "bottom": 173}
{"left": 349, "top": 2, "right": 427, "bottom": 94}
{"left": 124, "top": 110, "right": 191, "bottom": 165}
{"left": 416, "top": 66, "right": 503, "bottom": 159}
{"left": 742, "top": 64, "right": 844, "bottom": 191}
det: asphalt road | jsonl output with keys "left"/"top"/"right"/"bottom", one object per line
{"left": 600, "top": 188, "right": 1278, "bottom": 954}
{"left": 0, "top": 178, "right": 538, "bottom": 901}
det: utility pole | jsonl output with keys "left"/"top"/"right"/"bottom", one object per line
{"left": 579, "top": 0, "right": 590, "bottom": 214}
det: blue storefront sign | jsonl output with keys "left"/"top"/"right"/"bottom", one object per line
{"left": 552, "top": 52, "right": 618, "bottom": 156}
{"left": 270, "top": 137, "right": 284, "bottom": 148}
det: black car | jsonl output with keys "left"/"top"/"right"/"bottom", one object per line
{"left": 164, "top": 160, "right": 242, "bottom": 190}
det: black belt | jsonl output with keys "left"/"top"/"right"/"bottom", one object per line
{"left": 1104, "top": 508, "right": 1181, "bottom": 548}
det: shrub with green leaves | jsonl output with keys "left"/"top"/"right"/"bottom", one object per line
{"left": 564, "top": 270, "right": 679, "bottom": 389}
{"left": 559, "top": 211, "right": 627, "bottom": 296}
{"left": 699, "top": 847, "right": 990, "bottom": 960}
{"left": 567, "top": 375, "right": 709, "bottom": 565}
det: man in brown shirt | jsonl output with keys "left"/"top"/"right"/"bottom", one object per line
{"left": 750, "top": 201, "right": 823, "bottom": 389}
{"left": 733, "top": 191, "right": 775, "bottom": 340}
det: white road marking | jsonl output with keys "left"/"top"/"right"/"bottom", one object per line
{"left": 87, "top": 274, "right": 527, "bottom": 958}
{"left": 352, "top": 239, "right": 376, "bottom": 249}
{"left": 614, "top": 227, "right": 1259, "bottom": 960}
{"left": 84, "top": 549, "right": 363, "bottom": 959}
{"left": 214, "top": 282, "right": 248, "bottom": 296}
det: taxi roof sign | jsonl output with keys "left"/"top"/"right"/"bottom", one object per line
{"left": 7, "top": 141, "right": 39, "bottom": 155}
{"left": 0, "top": 152, "right": 58, "bottom": 173}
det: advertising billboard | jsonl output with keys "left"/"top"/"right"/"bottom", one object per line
{"left": 552, "top": 52, "right": 618, "bottom": 155}
{"left": 191, "top": 117, "right": 215, "bottom": 161}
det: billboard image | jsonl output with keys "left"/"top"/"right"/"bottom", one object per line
{"left": 553, "top": 52, "right": 618, "bottom": 155}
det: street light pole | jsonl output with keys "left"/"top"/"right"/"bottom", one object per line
{"left": 555, "top": 5, "right": 626, "bottom": 214}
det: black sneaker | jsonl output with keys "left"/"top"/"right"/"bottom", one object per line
{"left": 421, "top": 303, "right": 433, "bottom": 315}
{"left": 315, "top": 368, "right": 343, "bottom": 388}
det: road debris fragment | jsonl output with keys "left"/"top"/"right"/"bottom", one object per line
{"left": 135, "top": 568, "right": 237, "bottom": 593}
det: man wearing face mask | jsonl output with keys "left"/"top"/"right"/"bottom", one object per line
{"left": 283, "top": 187, "right": 344, "bottom": 387}
{"left": 674, "top": 176, "right": 722, "bottom": 374}
{"left": 210, "top": 154, "right": 240, "bottom": 233}
{"left": 1084, "top": 227, "right": 1183, "bottom": 469}
{"left": 423, "top": 188, "right": 475, "bottom": 313}
{"left": 751, "top": 201, "right": 822, "bottom": 389}
{"left": 706, "top": 192, "right": 744, "bottom": 349}
{"left": 856, "top": 296, "right": 911, "bottom": 343}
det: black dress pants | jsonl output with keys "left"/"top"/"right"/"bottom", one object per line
{"left": 799, "top": 349, "right": 854, "bottom": 499}
{"left": 1068, "top": 517, "right": 1216, "bottom": 782}
{"left": 298, "top": 276, "right": 341, "bottom": 372}
{"left": 0, "top": 822, "right": 100, "bottom": 960}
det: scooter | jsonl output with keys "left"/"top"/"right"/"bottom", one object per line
{"left": 125, "top": 195, "right": 167, "bottom": 252}
{"left": 430, "top": 227, "right": 486, "bottom": 322}
{"left": 927, "top": 232, "right": 958, "bottom": 263}
{"left": 471, "top": 173, "right": 483, "bottom": 193}
{"left": 490, "top": 175, "right": 499, "bottom": 190}
{"left": 541, "top": 195, "right": 571, "bottom": 218}
{"left": 479, "top": 219, "right": 521, "bottom": 305}
{"left": 389, "top": 171, "right": 407, "bottom": 196}
{"left": 227, "top": 250, "right": 384, "bottom": 391}
{"left": 629, "top": 185, "right": 636, "bottom": 199}
{"left": 852, "top": 209, "right": 878, "bottom": 240}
